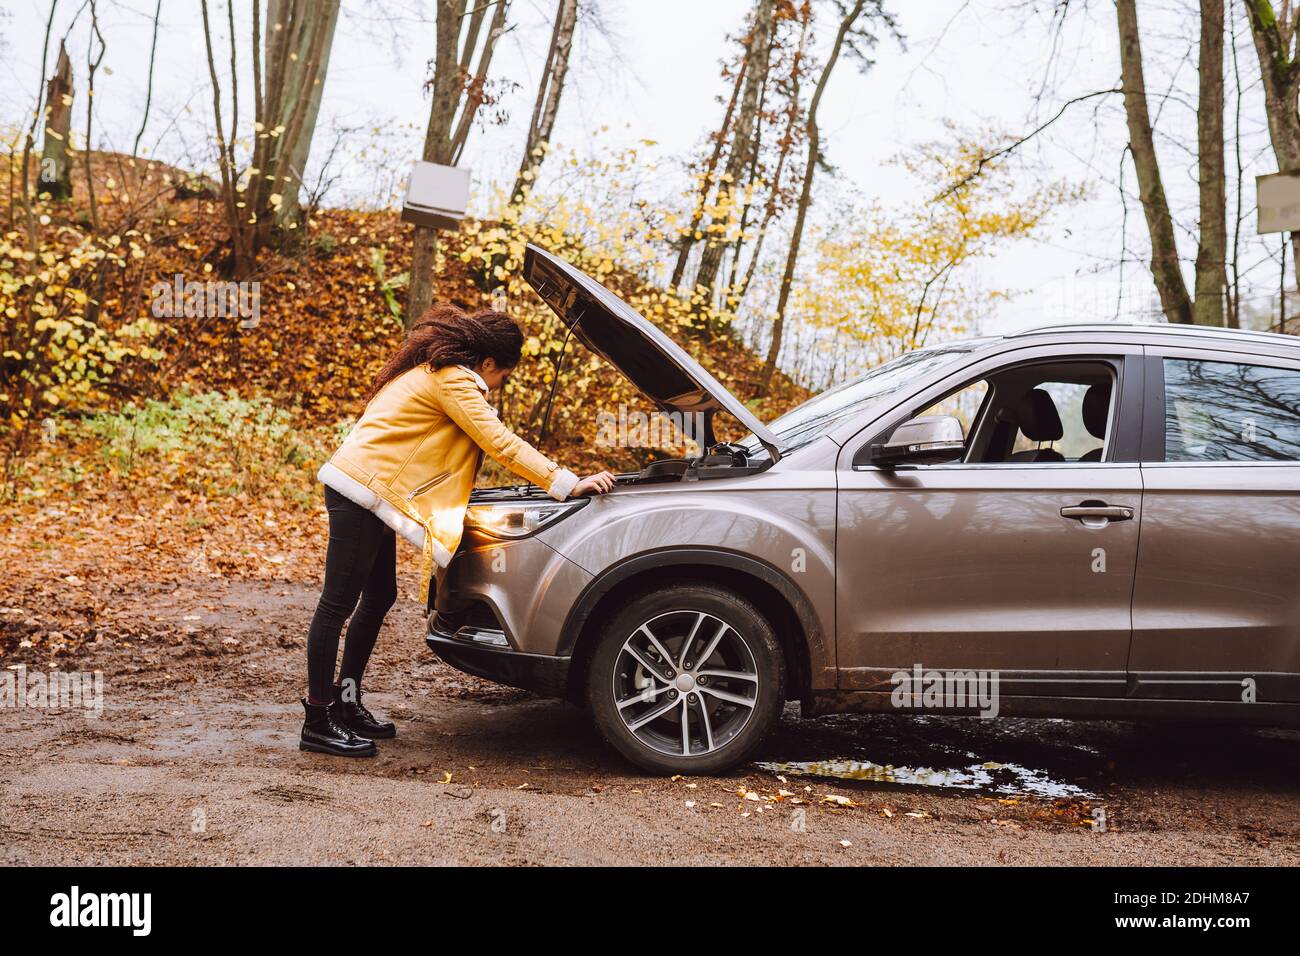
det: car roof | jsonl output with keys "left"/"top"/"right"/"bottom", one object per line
{"left": 1003, "top": 321, "right": 1300, "bottom": 352}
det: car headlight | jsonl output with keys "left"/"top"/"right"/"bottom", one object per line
{"left": 463, "top": 498, "right": 588, "bottom": 539}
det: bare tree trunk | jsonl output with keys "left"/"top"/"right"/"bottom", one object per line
{"left": 20, "top": 1, "right": 59, "bottom": 246}
{"left": 274, "top": 0, "right": 341, "bottom": 226}
{"left": 510, "top": 0, "right": 577, "bottom": 204}
{"left": 132, "top": 0, "right": 162, "bottom": 161}
{"left": 407, "top": 0, "right": 512, "bottom": 325}
{"left": 1116, "top": 0, "right": 1193, "bottom": 325}
{"left": 201, "top": 0, "right": 249, "bottom": 272}
{"left": 407, "top": 1, "right": 464, "bottom": 327}
{"left": 40, "top": 42, "right": 73, "bottom": 202}
{"left": 200, "top": 0, "right": 334, "bottom": 276}
{"left": 1228, "top": 2, "right": 1244, "bottom": 329}
{"left": 695, "top": 0, "right": 777, "bottom": 298}
{"left": 725, "top": 32, "right": 774, "bottom": 297}
{"left": 759, "top": 0, "right": 865, "bottom": 395}
{"left": 670, "top": 57, "right": 747, "bottom": 289}
{"left": 449, "top": 1, "right": 510, "bottom": 165}
{"left": 82, "top": 0, "right": 105, "bottom": 235}
{"left": 82, "top": 0, "right": 106, "bottom": 328}
{"left": 1194, "top": 0, "right": 1227, "bottom": 326}
{"left": 732, "top": 7, "right": 811, "bottom": 308}
{"left": 481, "top": 0, "right": 576, "bottom": 294}
{"left": 1244, "top": 0, "right": 1300, "bottom": 326}
{"left": 250, "top": 0, "right": 332, "bottom": 251}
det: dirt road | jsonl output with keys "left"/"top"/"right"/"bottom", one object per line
{"left": 2, "top": 576, "right": 1298, "bottom": 866}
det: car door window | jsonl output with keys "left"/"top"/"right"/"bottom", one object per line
{"left": 1163, "top": 358, "right": 1300, "bottom": 462}
{"left": 916, "top": 380, "right": 989, "bottom": 434}
{"left": 909, "top": 362, "right": 1114, "bottom": 464}
{"left": 1007, "top": 381, "right": 1103, "bottom": 460}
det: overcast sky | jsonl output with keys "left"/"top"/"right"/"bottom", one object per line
{"left": 2, "top": 0, "right": 1286, "bottom": 336}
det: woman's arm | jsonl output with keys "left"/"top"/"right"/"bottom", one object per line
{"left": 435, "top": 369, "right": 580, "bottom": 500}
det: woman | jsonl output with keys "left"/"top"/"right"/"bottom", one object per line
{"left": 302, "top": 305, "right": 617, "bottom": 757}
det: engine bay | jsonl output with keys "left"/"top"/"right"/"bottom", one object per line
{"left": 470, "top": 442, "right": 767, "bottom": 502}
{"left": 620, "top": 442, "right": 767, "bottom": 485}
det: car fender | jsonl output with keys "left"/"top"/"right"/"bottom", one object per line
{"left": 545, "top": 487, "right": 836, "bottom": 685}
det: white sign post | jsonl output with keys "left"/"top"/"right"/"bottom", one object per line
{"left": 1257, "top": 171, "right": 1300, "bottom": 335}
{"left": 1257, "top": 170, "right": 1300, "bottom": 234}
{"left": 400, "top": 161, "right": 469, "bottom": 232}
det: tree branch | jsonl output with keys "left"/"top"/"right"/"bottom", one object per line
{"left": 935, "top": 87, "right": 1121, "bottom": 202}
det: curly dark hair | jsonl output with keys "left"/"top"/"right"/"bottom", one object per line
{"left": 365, "top": 304, "right": 524, "bottom": 404}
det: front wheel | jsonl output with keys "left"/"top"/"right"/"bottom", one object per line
{"left": 585, "top": 583, "right": 785, "bottom": 775}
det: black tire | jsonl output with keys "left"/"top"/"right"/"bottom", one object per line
{"left": 585, "top": 582, "right": 785, "bottom": 775}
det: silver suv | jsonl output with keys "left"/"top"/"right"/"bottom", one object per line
{"left": 428, "top": 246, "right": 1300, "bottom": 774}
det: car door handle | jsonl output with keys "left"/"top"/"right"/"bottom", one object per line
{"left": 1060, "top": 504, "right": 1134, "bottom": 521}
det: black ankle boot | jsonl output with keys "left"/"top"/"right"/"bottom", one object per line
{"left": 299, "top": 697, "right": 377, "bottom": 757}
{"left": 334, "top": 685, "right": 396, "bottom": 739}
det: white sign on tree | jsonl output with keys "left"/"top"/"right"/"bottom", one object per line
{"left": 1256, "top": 170, "right": 1300, "bottom": 234}
{"left": 401, "top": 162, "right": 470, "bottom": 232}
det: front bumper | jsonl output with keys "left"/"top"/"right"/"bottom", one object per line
{"left": 426, "top": 612, "right": 571, "bottom": 698}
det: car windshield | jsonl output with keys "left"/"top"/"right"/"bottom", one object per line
{"left": 743, "top": 345, "right": 976, "bottom": 455}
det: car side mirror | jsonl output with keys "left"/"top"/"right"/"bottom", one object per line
{"left": 856, "top": 414, "right": 966, "bottom": 468}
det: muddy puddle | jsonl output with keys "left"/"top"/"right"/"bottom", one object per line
{"left": 757, "top": 757, "right": 1094, "bottom": 799}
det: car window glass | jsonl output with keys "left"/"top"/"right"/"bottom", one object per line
{"left": 1010, "top": 381, "right": 1098, "bottom": 460}
{"left": 917, "top": 380, "right": 988, "bottom": 436}
{"left": 1164, "top": 358, "right": 1300, "bottom": 462}
{"left": 902, "top": 363, "right": 1113, "bottom": 464}
{"left": 754, "top": 345, "right": 973, "bottom": 454}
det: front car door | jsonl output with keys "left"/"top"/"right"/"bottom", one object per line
{"left": 834, "top": 342, "right": 1145, "bottom": 700}
{"left": 1130, "top": 342, "right": 1300, "bottom": 706}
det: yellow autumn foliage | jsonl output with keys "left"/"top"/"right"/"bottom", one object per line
{"left": 792, "top": 134, "right": 1086, "bottom": 376}
{"left": 1, "top": 232, "right": 164, "bottom": 443}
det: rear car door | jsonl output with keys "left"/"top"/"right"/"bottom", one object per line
{"left": 835, "top": 344, "right": 1145, "bottom": 698}
{"left": 1130, "top": 345, "right": 1300, "bottom": 703}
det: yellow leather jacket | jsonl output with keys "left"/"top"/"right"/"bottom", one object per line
{"left": 317, "top": 364, "right": 577, "bottom": 601}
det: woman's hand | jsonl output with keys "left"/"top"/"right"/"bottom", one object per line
{"left": 573, "top": 471, "right": 617, "bottom": 496}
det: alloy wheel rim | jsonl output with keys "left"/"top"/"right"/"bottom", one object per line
{"left": 611, "top": 609, "right": 759, "bottom": 758}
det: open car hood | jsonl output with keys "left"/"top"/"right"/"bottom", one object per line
{"left": 522, "top": 245, "right": 784, "bottom": 462}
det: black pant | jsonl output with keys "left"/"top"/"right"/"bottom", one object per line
{"left": 306, "top": 485, "right": 398, "bottom": 702}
